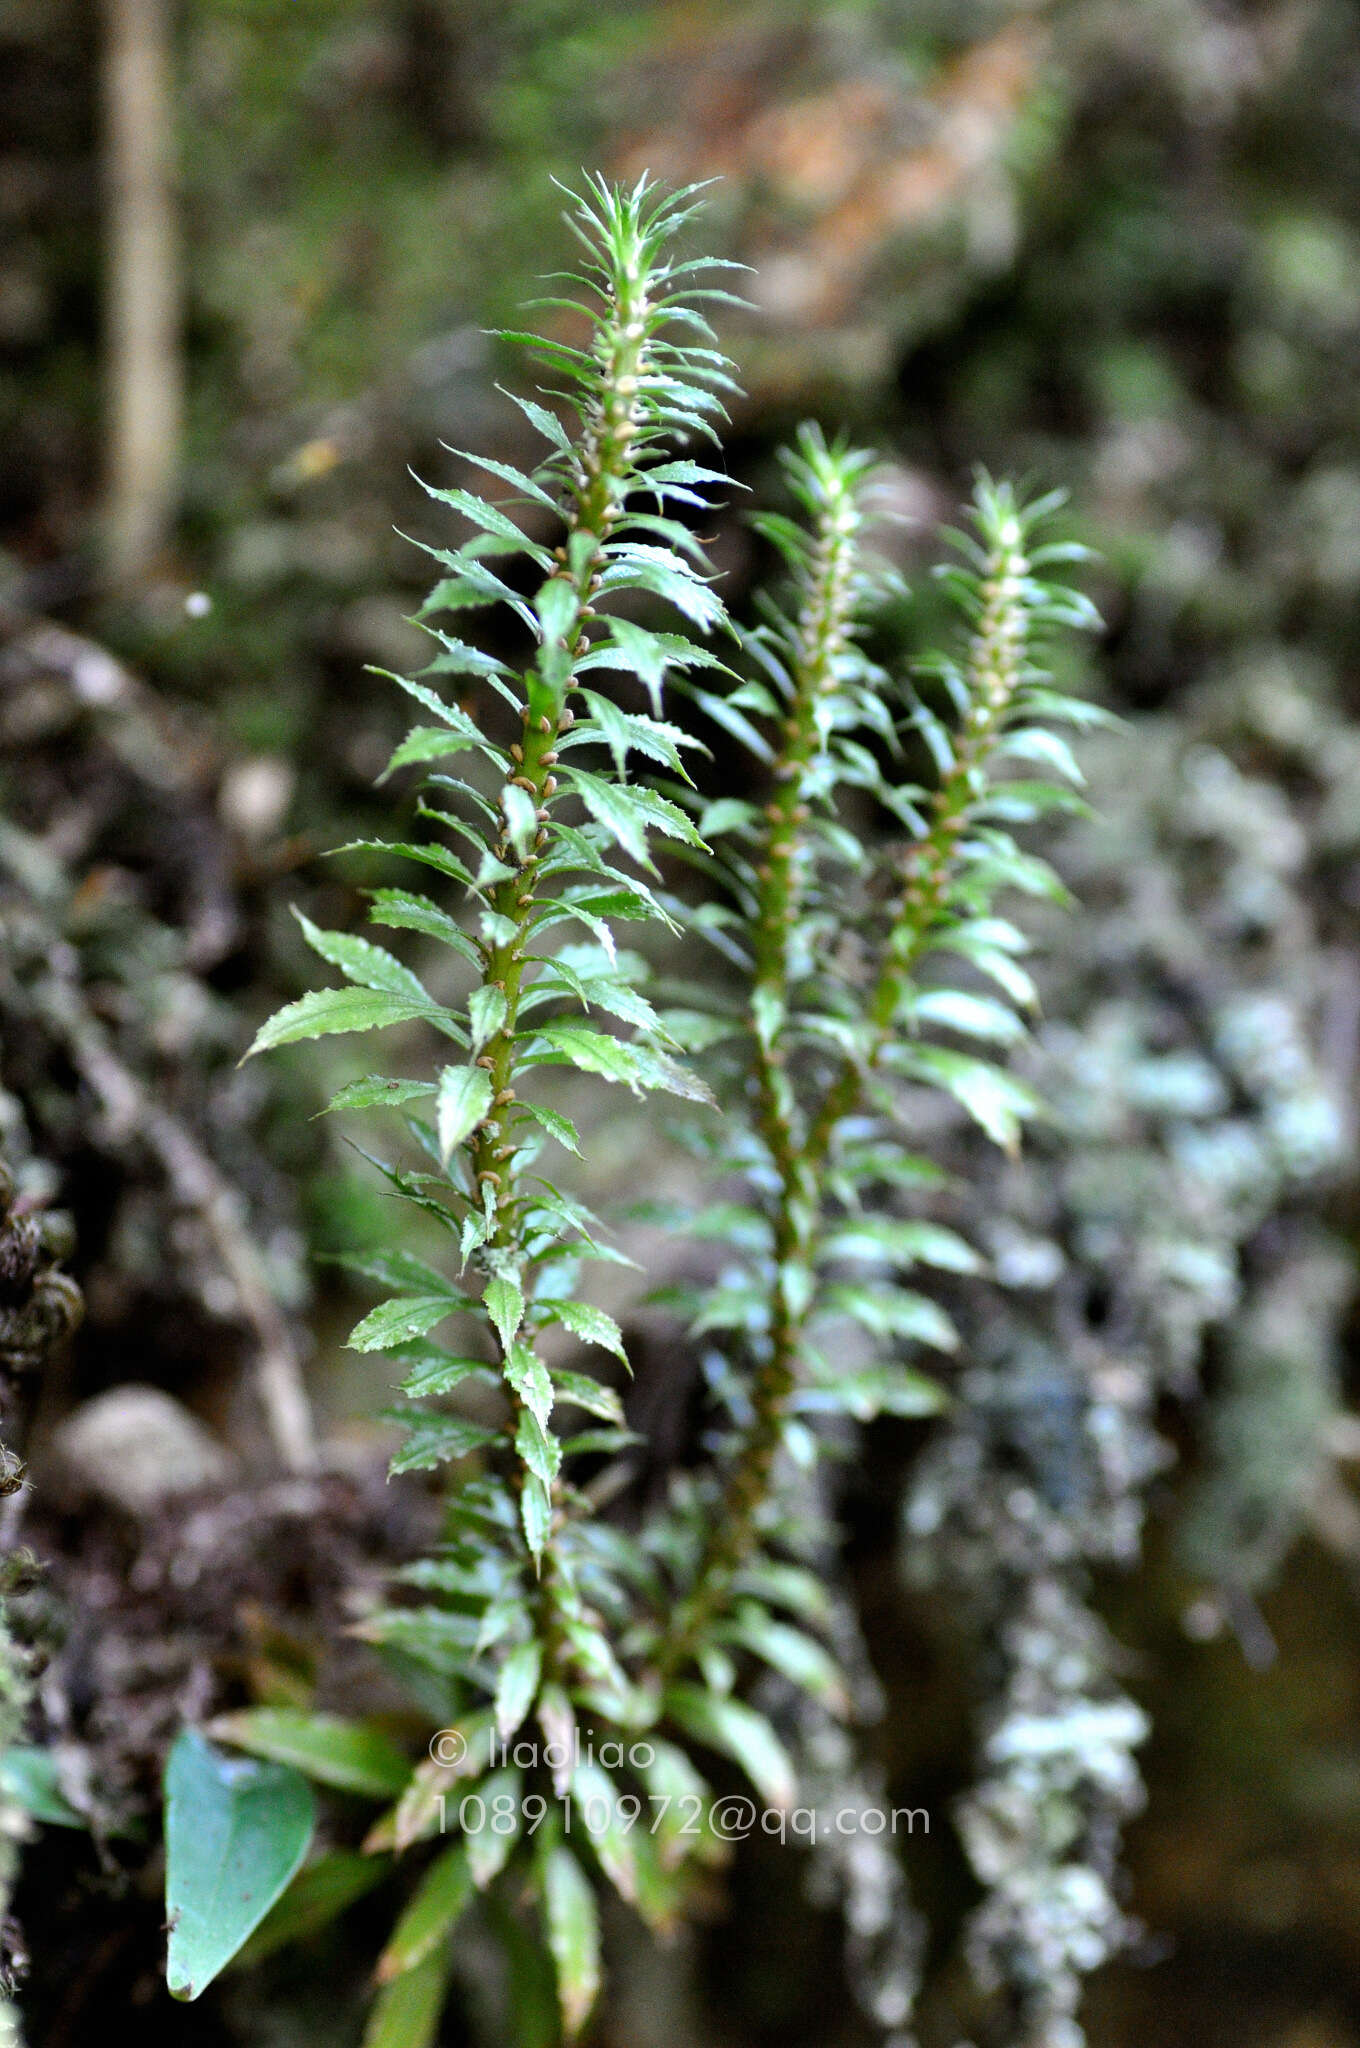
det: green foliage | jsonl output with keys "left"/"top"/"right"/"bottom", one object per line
{"left": 167, "top": 176, "right": 1100, "bottom": 2042}
{"left": 164, "top": 1727, "right": 316, "bottom": 2001}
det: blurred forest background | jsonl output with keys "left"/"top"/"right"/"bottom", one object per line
{"left": 3, "top": 1, "right": 1360, "bottom": 2044}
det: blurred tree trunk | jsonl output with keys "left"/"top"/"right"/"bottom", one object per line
{"left": 101, "top": 0, "right": 181, "bottom": 587}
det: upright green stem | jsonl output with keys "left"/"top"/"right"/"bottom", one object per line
{"left": 666, "top": 501, "right": 1033, "bottom": 1673}
{"left": 464, "top": 255, "right": 655, "bottom": 1640}
{"left": 663, "top": 454, "right": 865, "bottom": 1665}
{"left": 805, "top": 508, "right": 1030, "bottom": 1165}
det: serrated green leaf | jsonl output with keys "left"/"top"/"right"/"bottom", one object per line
{"left": 388, "top": 1413, "right": 501, "bottom": 1474}
{"left": 535, "top": 576, "right": 578, "bottom": 645}
{"left": 537, "top": 1299, "right": 627, "bottom": 1362}
{"left": 515, "top": 1408, "right": 561, "bottom": 1487}
{"left": 378, "top": 726, "right": 484, "bottom": 779}
{"left": 365, "top": 888, "right": 481, "bottom": 964}
{"left": 723, "top": 1611, "right": 850, "bottom": 1716}
{"left": 294, "top": 913, "right": 431, "bottom": 1004}
{"left": 521, "top": 1474, "right": 553, "bottom": 1563}
{"left": 664, "top": 1687, "right": 796, "bottom": 1812}
{"left": 484, "top": 1273, "right": 524, "bottom": 1350}
{"left": 246, "top": 987, "right": 435, "bottom": 1059}
{"left": 494, "top": 1641, "right": 543, "bottom": 1743}
{"left": 514, "top": 1101, "right": 582, "bottom": 1154}
{"left": 549, "top": 1370, "right": 625, "bottom": 1424}
{"left": 349, "top": 1295, "right": 462, "bottom": 1352}
{"left": 505, "top": 1339, "right": 554, "bottom": 1426}
{"left": 541, "top": 1844, "right": 601, "bottom": 2040}
{"left": 397, "top": 1346, "right": 495, "bottom": 1398}
{"left": 527, "top": 1020, "right": 643, "bottom": 1088}
{"left": 323, "top": 1075, "right": 434, "bottom": 1115}
{"left": 436, "top": 1064, "right": 493, "bottom": 1162}
{"left": 564, "top": 770, "right": 654, "bottom": 868}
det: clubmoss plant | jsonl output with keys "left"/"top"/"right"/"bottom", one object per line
{"left": 173, "top": 177, "right": 1102, "bottom": 2045}
{"left": 652, "top": 458, "right": 1102, "bottom": 1686}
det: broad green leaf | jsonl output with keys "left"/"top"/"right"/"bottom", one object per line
{"left": 436, "top": 1064, "right": 493, "bottom": 1163}
{"left": 164, "top": 1727, "right": 315, "bottom": 2000}
{"left": 821, "top": 1218, "right": 982, "bottom": 1274}
{"left": 245, "top": 987, "right": 435, "bottom": 1059}
{"left": 500, "top": 783, "right": 540, "bottom": 862}
{"left": 541, "top": 1844, "right": 601, "bottom": 2040}
{"left": 664, "top": 1686, "right": 796, "bottom": 1812}
{"left": 376, "top": 1841, "right": 473, "bottom": 1982}
{"left": 570, "top": 1760, "right": 637, "bottom": 1903}
{"left": 907, "top": 988, "right": 1025, "bottom": 1045}
{"left": 207, "top": 1711, "right": 411, "bottom": 1800}
{"left": 731, "top": 1562, "right": 832, "bottom": 1628}
{"left": 819, "top": 1284, "right": 958, "bottom": 1352}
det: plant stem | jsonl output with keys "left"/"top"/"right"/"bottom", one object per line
{"left": 464, "top": 247, "right": 655, "bottom": 1640}
{"left": 665, "top": 501, "right": 1033, "bottom": 1672}
{"left": 662, "top": 453, "right": 866, "bottom": 1666}
{"left": 805, "top": 507, "right": 1031, "bottom": 1165}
